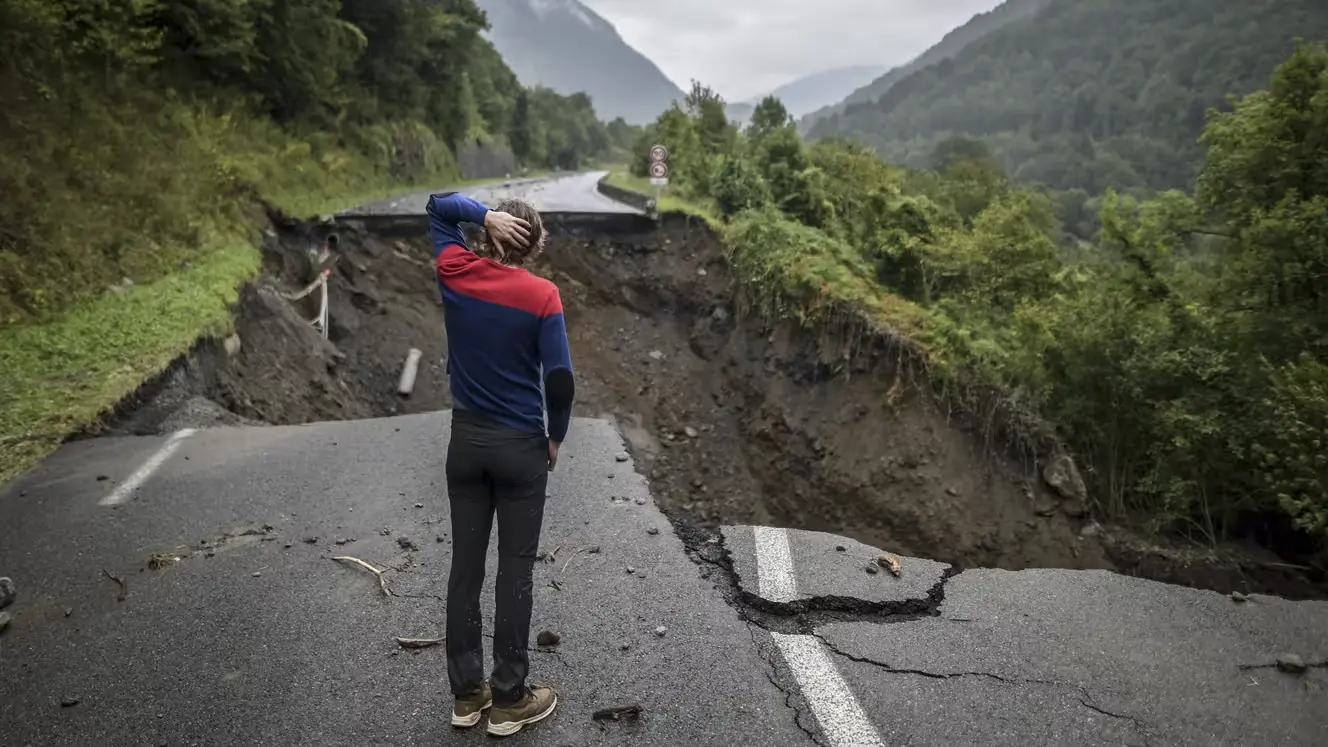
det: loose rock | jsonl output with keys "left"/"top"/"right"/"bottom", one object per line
{"left": 626, "top": 566, "right": 636, "bottom": 574}
{"left": 683, "top": 426, "right": 699, "bottom": 439}
{"left": 1230, "top": 591, "right": 1248, "bottom": 603}
{"left": 586, "top": 546, "right": 602, "bottom": 554}
{"left": 0, "top": 577, "right": 15, "bottom": 610}
{"left": 646, "top": 528, "right": 659, "bottom": 536}
{"left": 536, "top": 630, "right": 561, "bottom": 647}
{"left": 634, "top": 497, "right": 647, "bottom": 506}
{"left": 1277, "top": 654, "right": 1307, "bottom": 674}
{"left": 865, "top": 564, "right": 879, "bottom": 575}
{"left": 654, "top": 626, "right": 667, "bottom": 637}
{"left": 396, "top": 536, "right": 417, "bottom": 551}
{"left": 60, "top": 698, "right": 80, "bottom": 708}
{"left": 834, "top": 546, "right": 846, "bottom": 552}
{"left": 615, "top": 452, "right": 629, "bottom": 463}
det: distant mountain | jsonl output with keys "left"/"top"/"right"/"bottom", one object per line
{"left": 724, "top": 65, "right": 889, "bottom": 125}
{"left": 800, "top": 0, "right": 1054, "bottom": 130}
{"left": 474, "top": 0, "right": 684, "bottom": 124}
{"left": 806, "top": 0, "right": 1328, "bottom": 196}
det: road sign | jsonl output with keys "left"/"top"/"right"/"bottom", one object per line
{"left": 650, "top": 177, "right": 669, "bottom": 187}
{"left": 649, "top": 161, "right": 669, "bottom": 179}
{"left": 649, "top": 144, "right": 669, "bottom": 163}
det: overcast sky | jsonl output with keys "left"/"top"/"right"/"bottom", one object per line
{"left": 580, "top": 0, "right": 1005, "bottom": 102}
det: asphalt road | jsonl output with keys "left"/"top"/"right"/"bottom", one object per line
{"left": 0, "top": 415, "right": 810, "bottom": 746}
{"left": 341, "top": 171, "right": 642, "bottom": 217}
{"left": 3, "top": 413, "right": 1326, "bottom": 746}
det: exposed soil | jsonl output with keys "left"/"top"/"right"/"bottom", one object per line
{"left": 102, "top": 211, "right": 1327, "bottom": 600}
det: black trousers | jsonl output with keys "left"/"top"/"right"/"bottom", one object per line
{"left": 445, "top": 409, "right": 549, "bottom": 705}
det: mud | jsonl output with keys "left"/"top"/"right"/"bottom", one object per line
{"left": 101, "top": 212, "right": 1327, "bottom": 600}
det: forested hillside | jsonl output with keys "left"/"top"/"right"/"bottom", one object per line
{"left": 799, "top": 0, "right": 1053, "bottom": 130}
{"left": 808, "top": 0, "right": 1327, "bottom": 228}
{"left": 0, "top": 0, "right": 634, "bottom": 327}
{"left": 631, "top": 42, "right": 1328, "bottom": 567}
{"left": 0, "top": 0, "right": 640, "bottom": 481}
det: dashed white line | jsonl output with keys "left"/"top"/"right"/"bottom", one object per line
{"left": 770, "top": 632, "right": 886, "bottom": 747}
{"left": 99, "top": 429, "right": 196, "bottom": 506}
{"left": 753, "top": 526, "right": 885, "bottom": 747}
{"left": 753, "top": 524, "right": 799, "bottom": 603}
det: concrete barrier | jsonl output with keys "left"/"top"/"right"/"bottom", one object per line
{"left": 595, "top": 174, "right": 657, "bottom": 216}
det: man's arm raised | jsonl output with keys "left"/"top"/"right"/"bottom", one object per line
{"left": 426, "top": 192, "right": 490, "bottom": 257}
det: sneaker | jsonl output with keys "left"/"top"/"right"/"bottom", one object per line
{"left": 485, "top": 685, "right": 559, "bottom": 737}
{"left": 452, "top": 681, "right": 493, "bottom": 728}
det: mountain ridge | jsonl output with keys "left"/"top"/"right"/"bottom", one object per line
{"left": 474, "top": 0, "right": 685, "bottom": 124}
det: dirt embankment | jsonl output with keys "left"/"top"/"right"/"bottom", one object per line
{"left": 103, "top": 211, "right": 1326, "bottom": 600}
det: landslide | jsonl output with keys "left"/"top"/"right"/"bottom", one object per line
{"left": 102, "top": 211, "right": 1326, "bottom": 600}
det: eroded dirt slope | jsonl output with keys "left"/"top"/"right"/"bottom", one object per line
{"left": 99, "top": 212, "right": 1325, "bottom": 598}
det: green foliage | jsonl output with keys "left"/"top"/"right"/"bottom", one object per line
{"left": 808, "top": 0, "right": 1328, "bottom": 241}
{"left": 0, "top": 0, "right": 635, "bottom": 327}
{"left": 632, "top": 42, "right": 1328, "bottom": 560}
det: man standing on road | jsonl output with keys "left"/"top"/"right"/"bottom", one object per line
{"left": 426, "top": 191, "right": 574, "bottom": 737}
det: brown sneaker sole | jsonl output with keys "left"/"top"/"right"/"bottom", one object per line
{"left": 485, "top": 692, "right": 559, "bottom": 737}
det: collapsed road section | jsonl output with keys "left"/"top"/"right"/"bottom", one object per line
{"left": 3, "top": 173, "right": 1327, "bottom": 746}
{"left": 100, "top": 174, "right": 1324, "bottom": 600}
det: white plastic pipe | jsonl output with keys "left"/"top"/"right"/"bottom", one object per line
{"left": 397, "top": 348, "right": 423, "bottom": 396}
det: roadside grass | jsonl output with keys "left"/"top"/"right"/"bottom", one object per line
{"left": 0, "top": 236, "right": 260, "bottom": 485}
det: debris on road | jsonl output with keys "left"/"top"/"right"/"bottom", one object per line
{"left": 876, "top": 553, "right": 903, "bottom": 577}
{"left": 654, "top": 626, "right": 667, "bottom": 637}
{"left": 1277, "top": 654, "right": 1307, "bottom": 674}
{"left": 395, "top": 636, "right": 444, "bottom": 649}
{"left": 60, "top": 698, "right": 79, "bottom": 708}
{"left": 148, "top": 553, "right": 180, "bottom": 570}
{"left": 587, "top": 546, "right": 601, "bottom": 554}
{"left": 396, "top": 536, "right": 417, "bottom": 551}
{"left": 537, "top": 630, "right": 561, "bottom": 647}
{"left": 592, "top": 703, "right": 643, "bottom": 722}
{"left": 615, "top": 452, "right": 629, "bottom": 462}
{"left": 1231, "top": 591, "right": 1249, "bottom": 603}
{"left": 101, "top": 569, "right": 128, "bottom": 602}
{"left": 0, "top": 576, "right": 15, "bottom": 609}
{"left": 865, "top": 564, "right": 879, "bottom": 575}
{"left": 332, "top": 556, "right": 394, "bottom": 597}
{"left": 646, "top": 527, "right": 660, "bottom": 536}
{"left": 303, "top": 537, "right": 319, "bottom": 544}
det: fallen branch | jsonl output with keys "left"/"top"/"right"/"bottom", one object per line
{"left": 101, "top": 569, "right": 127, "bottom": 602}
{"left": 560, "top": 548, "right": 585, "bottom": 575}
{"left": 592, "top": 703, "right": 643, "bottom": 722}
{"left": 332, "top": 556, "right": 394, "bottom": 597}
{"left": 395, "top": 636, "right": 444, "bottom": 649}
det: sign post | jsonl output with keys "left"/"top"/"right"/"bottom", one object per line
{"left": 648, "top": 144, "right": 669, "bottom": 209}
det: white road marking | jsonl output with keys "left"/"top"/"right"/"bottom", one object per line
{"left": 754, "top": 526, "right": 885, "bottom": 747}
{"left": 753, "top": 524, "right": 799, "bottom": 603}
{"left": 771, "top": 632, "right": 886, "bottom": 747}
{"left": 99, "top": 429, "right": 196, "bottom": 506}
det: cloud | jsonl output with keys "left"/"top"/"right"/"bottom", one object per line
{"left": 581, "top": 0, "right": 1005, "bottom": 101}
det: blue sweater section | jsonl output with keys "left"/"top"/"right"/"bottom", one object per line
{"left": 427, "top": 192, "right": 574, "bottom": 442}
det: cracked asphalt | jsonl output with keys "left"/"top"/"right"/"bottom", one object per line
{"left": 3, "top": 414, "right": 1326, "bottom": 745}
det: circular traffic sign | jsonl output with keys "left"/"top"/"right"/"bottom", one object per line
{"left": 649, "top": 161, "right": 669, "bottom": 179}
{"left": 649, "top": 144, "right": 669, "bottom": 163}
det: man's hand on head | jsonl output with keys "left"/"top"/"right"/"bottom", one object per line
{"left": 483, "top": 210, "right": 532, "bottom": 256}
